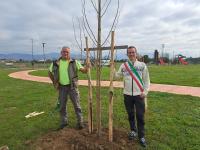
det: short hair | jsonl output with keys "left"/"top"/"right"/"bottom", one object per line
{"left": 61, "top": 46, "right": 70, "bottom": 51}
{"left": 127, "top": 46, "right": 137, "bottom": 54}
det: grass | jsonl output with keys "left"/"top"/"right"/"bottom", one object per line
{"left": 0, "top": 68, "right": 200, "bottom": 149}
{"left": 30, "top": 64, "right": 200, "bottom": 87}
{"left": 148, "top": 64, "right": 200, "bottom": 87}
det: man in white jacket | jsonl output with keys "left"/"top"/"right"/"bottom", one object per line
{"left": 115, "top": 46, "right": 150, "bottom": 147}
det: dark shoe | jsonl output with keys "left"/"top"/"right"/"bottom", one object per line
{"left": 57, "top": 123, "right": 68, "bottom": 130}
{"left": 128, "top": 130, "right": 137, "bottom": 140}
{"left": 76, "top": 122, "right": 84, "bottom": 129}
{"left": 139, "top": 137, "right": 147, "bottom": 148}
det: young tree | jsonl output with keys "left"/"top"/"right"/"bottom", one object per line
{"left": 82, "top": 0, "right": 120, "bottom": 136}
{"left": 73, "top": 0, "right": 120, "bottom": 136}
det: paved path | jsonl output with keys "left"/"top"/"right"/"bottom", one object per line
{"left": 9, "top": 70, "right": 200, "bottom": 98}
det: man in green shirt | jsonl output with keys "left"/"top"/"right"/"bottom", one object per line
{"left": 48, "top": 46, "right": 88, "bottom": 130}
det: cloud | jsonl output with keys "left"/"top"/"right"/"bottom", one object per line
{"left": 0, "top": 0, "right": 199, "bottom": 58}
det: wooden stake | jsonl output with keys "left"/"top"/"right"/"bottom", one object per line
{"left": 85, "top": 37, "right": 93, "bottom": 133}
{"left": 109, "top": 31, "right": 115, "bottom": 142}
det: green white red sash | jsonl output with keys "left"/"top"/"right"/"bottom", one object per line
{"left": 124, "top": 61, "right": 144, "bottom": 92}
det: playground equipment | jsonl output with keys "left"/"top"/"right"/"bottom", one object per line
{"left": 159, "top": 58, "right": 165, "bottom": 65}
{"left": 175, "top": 54, "right": 188, "bottom": 65}
{"left": 178, "top": 57, "right": 188, "bottom": 65}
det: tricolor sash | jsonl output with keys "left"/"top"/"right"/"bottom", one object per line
{"left": 124, "top": 61, "right": 144, "bottom": 92}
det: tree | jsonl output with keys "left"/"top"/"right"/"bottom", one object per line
{"left": 143, "top": 55, "right": 150, "bottom": 63}
{"left": 73, "top": 0, "right": 121, "bottom": 136}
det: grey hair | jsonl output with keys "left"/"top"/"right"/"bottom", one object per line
{"left": 61, "top": 46, "right": 70, "bottom": 50}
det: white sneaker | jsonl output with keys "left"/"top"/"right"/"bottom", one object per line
{"left": 128, "top": 131, "right": 137, "bottom": 140}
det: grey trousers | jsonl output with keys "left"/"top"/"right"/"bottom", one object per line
{"left": 58, "top": 84, "right": 83, "bottom": 125}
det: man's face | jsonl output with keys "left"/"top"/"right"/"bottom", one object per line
{"left": 127, "top": 48, "right": 137, "bottom": 60}
{"left": 61, "top": 48, "right": 70, "bottom": 60}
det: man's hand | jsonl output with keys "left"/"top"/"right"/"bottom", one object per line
{"left": 140, "top": 93, "right": 146, "bottom": 99}
{"left": 80, "top": 62, "right": 91, "bottom": 73}
{"left": 53, "top": 82, "right": 59, "bottom": 90}
{"left": 80, "top": 67, "right": 88, "bottom": 73}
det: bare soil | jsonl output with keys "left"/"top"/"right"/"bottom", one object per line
{"left": 27, "top": 126, "right": 138, "bottom": 150}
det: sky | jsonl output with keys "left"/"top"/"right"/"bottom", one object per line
{"left": 0, "top": 0, "right": 200, "bottom": 58}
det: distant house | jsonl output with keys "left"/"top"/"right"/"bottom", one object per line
{"left": 5, "top": 62, "right": 13, "bottom": 66}
{"left": 101, "top": 59, "right": 110, "bottom": 66}
{"left": 38, "top": 59, "right": 45, "bottom": 62}
{"left": 78, "top": 59, "right": 110, "bottom": 66}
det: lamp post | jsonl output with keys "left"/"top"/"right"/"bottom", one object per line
{"left": 42, "top": 42, "right": 46, "bottom": 67}
{"left": 162, "top": 44, "right": 165, "bottom": 58}
{"left": 30, "top": 38, "right": 34, "bottom": 68}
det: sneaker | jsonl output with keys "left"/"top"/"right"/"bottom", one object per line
{"left": 76, "top": 122, "right": 84, "bottom": 130}
{"left": 139, "top": 137, "right": 147, "bottom": 147}
{"left": 128, "top": 130, "right": 137, "bottom": 140}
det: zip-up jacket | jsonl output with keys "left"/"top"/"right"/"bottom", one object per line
{"left": 115, "top": 60, "right": 150, "bottom": 96}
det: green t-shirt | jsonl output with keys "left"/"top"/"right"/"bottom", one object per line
{"left": 49, "top": 59, "right": 83, "bottom": 85}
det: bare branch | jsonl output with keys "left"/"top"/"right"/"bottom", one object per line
{"left": 101, "top": 0, "right": 120, "bottom": 46}
{"left": 101, "top": 0, "right": 111, "bottom": 17}
{"left": 77, "top": 18, "right": 83, "bottom": 49}
{"left": 82, "top": 16, "right": 97, "bottom": 46}
{"left": 77, "top": 17, "right": 84, "bottom": 59}
{"left": 82, "top": 0, "right": 98, "bottom": 44}
{"left": 90, "top": 0, "right": 98, "bottom": 13}
{"left": 72, "top": 17, "right": 82, "bottom": 50}
{"left": 112, "top": 5, "right": 122, "bottom": 31}
{"left": 79, "top": 16, "right": 96, "bottom": 51}
{"left": 102, "top": 0, "right": 109, "bottom": 9}
{"left": 80, "top": 17, "right": 87, "bottom": 39}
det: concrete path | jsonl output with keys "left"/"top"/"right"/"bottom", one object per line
{"left": 9, "top": 70, "right": 200, "bottom": 98}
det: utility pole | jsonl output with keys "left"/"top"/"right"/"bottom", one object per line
{"left": 162, "top": 44, "right": 165, "bottom": 58}
{"left": 31, "top": 39, "right": 34, "bottom": 68}
{"left": 42, "top": 42, "right": 46, "bottom": 67}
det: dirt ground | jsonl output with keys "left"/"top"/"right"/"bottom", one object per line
{"left": 27, "top": 126, "right": 139, "bottom": 150}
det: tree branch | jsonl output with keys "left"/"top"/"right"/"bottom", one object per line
{"left": 101, "top": 0, "right": 111, "bottom": 17}
{"left": 90, "top": 0, "right": 98, "bottom": 13}
{"left": 72, "top": 17, "right": 82, "bottom": 50}
{"left": 82, "top": 0, "right": 98, "bottom": 44}
{"left": 101, "top": 0, "right": 120, "bottom": 46}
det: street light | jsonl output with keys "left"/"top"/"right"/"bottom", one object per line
{"left": 30, "top": 38, "right": 34, "bottom": 68}
{"left": 42, "top": 42, "right": 46, "bottom": 67}
{"left": 162, "top": 44, "right": 165, "bottom": 58}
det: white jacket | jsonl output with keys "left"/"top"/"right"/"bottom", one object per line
{"left": 115, "top": 60, "right": 150, "bottom": 96}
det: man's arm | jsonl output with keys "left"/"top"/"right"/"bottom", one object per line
{"left": 142, "top": 64, "right": 150, "bottom": 96}
{"left": 114, "top": 64, "right": 123, "bottom": 79}
{"left": 48, "top": 63, "right": 54, "bottom": 82}
{"left": 48, "top": 63, "right": 59, "bottom": 90}
{"left": 48, "top": 70, "right": 59, "bottom": 90}
{"left": 76, "top": 60, "right": 88, "bottom": 74}
{"left": 48, "top": 71, "right": 54, "bottom": 83}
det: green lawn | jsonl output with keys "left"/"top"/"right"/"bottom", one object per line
{"left": 30, "top": 64, "right": 200, "bottom": 87}
{"left": 149, "top": 64, "right": 200, "bottom": 87}
{"left": 0, "top": 68, "right": 200, "bottom": 149}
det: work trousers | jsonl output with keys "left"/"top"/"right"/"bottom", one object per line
{"left": 59, "top": 84, "right": 83, "bottom": 125}
{"left": 124, "top": 94, "right": 145, "bottom": 138}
